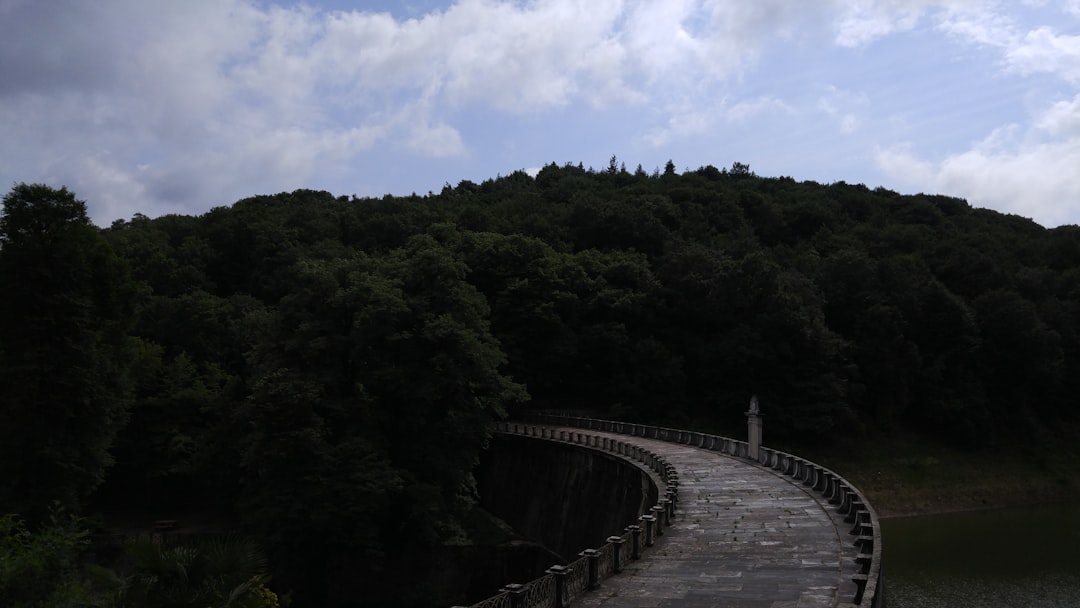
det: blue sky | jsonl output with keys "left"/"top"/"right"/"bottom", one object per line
{"left": 2, "top": 1, "right": 1079, "bottom": 227}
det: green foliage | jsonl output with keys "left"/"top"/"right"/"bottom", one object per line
{"left": 5, "top": 167, "right": 1080, "bottom": 606}
{"left": 0, "top": 506, "right": 101, "bottom": 608}
{"left": 0, "top": 184, "right": 137, "bottom": 516}
{"left": 93, "top": 536, "right": 278, "bottom": 608}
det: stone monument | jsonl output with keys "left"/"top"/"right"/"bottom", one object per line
{"left": 746, "top": 395, "right": 762, "bottom": 461}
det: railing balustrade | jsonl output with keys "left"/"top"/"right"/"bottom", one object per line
{"left": 468, "top": 415, "right": 882, "bottom": 608}
{"left": 470, "top": 591, "right": 510, "bottom": 608}
{"left": 565, "top": 555, "right": 589, "bottom": 599}
{"left": 523, "top": 574, "right": 555, "bottom": 608}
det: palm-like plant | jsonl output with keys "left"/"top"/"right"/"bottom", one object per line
{"left": 92, "top": 536, "right": 278, "bottom": 608}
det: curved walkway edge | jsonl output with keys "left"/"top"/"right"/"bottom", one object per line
{"left": 467, "top": 416, "right": 883, "bottom": 608}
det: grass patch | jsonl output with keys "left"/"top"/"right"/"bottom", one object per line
{"left": 799, "top": 428, "right": 1080, "bottom": 518}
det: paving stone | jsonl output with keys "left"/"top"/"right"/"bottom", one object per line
{"left": 542, "top": 428, "right": 863, "bottom": 608}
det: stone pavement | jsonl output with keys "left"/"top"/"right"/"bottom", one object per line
{"left": 549, "top": 428, "right": 861, "bottom": 608}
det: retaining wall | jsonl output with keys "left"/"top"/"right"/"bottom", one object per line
{"left": 461, "top": 416, "right": 884, "bottom": 608}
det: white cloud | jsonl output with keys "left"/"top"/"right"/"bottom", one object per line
{"left": 3, "top": 0, "right": 821, "bottom": 221}
{"left": 726, "top": 97, "right": 792, "bottom": 122}
{"left": 304, "top": 0, "right": 636, "bottom": 112}
{"left": 818, "top": 86, "right": 869, "bottom": 134}
{"left": 833, "top": 0, "right": 938, "bottom": 47}
{"left": 851, "top": 0, "right": 1080, "bottom": 226}
{"left": 832, "top": 0, "right": 1021, "bottom": 48}
{"left": 877, "top": 112, "right": 1080, "bottom": 227}
{"left": 408, "top": 123, "right": 466, "bottom": 157}
{"left": 1005, "top": 27, "right": 1080, "bottom": 83}
{"left": 643, "top": 106, "right": 719, "bottom": 148}
{"left": 935, "top": 1, "right": 1020, "bottom": 47}
{"left": 699, "top": 0, "right": 809, "bottom": 71}
{"left": 622, "top": 0, "right": 701, "bottom": 82}
{"left": 641, "top": 94, "right": 794, "bottom": 148}
{"left": 875, "top": 143, "right": 938, "bottom": 185}
{"left": 938, "top": 141, "right": 1080, "bottom": 227}
{"left": 1035, "top": 94, "right": 1080, "bottom": 136}
{"left": 3, "top": 0, "right": 1080, "bottom": 225}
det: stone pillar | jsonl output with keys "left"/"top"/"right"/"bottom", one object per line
{"left": 660, "top": 498, "right": 672, "bottom": 526}
{"left": 627, "top": 524, "right": 642, "bottom": 559}
{"left": 839, "top": 486, "right": 854, "bottom": 513}
{"left": 581, "top": 549, "right": 600, "bottom": 591}
{"left": 608, "top": 536, "right": 626, "bottom": 573}
{"left": 651, "top": 505, "right": 667, "bottom": 536}
{"left": 546, "top": 565, "right": 570, "bottom": 608}
{"left": 500, "top": 583, "right": 528, "bottom": 608}
{"left": 665, "top": 488, "right": 677, "bottom": 520}
{"left": 746, "top": 394, "right": 763, "bottom": 462}
{"left": 664, "top": 464, "right": 677, "bottom": 482}
{"left": 641, "top": 514, "right": 656, "bottom": 546}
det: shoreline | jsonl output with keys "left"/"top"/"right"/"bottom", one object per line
{"left": 876, "top": 497, "right": 1080, "bottom": 520}
{"left": 805, "top": 429, "right": 1080, "bottom": 523}
{"left": 861, "top": 477, "right": 1080, "bottom": 520}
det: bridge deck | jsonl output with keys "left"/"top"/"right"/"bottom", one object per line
{"left": 544, "top": 427, "right": 861, "bottom": 608}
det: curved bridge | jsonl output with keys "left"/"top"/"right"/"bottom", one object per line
{"left": 465, "top": 415, "right": 883, "bottom": 608}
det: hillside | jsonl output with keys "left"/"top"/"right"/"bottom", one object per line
{"left": 3, "top": 161, "right": 1079, "bottom": 605}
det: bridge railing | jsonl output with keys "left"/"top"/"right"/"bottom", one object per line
{"left": 523, "top": 414, "right": 884, "bottom": 608}
{"left": 457, "top": 421, "right": 678, "bottom": 608}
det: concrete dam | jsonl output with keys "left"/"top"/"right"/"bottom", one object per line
{"left": 477, "top": 434, "right": 663, "bottom": 561}
{"left": 463, "top": 414, "right": 885, "bottom": 608}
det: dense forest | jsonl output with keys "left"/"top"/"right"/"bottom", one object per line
{"left": 2, "top": 160, "right": 1079, "bottom": 606}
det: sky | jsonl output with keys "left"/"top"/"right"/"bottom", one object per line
{"left": 2, "top": 1, "right": 1079, "bottom": 228}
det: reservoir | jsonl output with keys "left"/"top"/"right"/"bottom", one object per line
{"left": 882, "top": 502, "right": 1080, "bottom": 607}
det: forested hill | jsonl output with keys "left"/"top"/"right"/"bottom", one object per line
{"left": 2, "top": 161, "right": 1078, "bottom": 604}
{"left": 104, "top": 161, "right": 1079, "bottom": 445}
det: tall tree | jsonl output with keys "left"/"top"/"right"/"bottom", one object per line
{"left": 0, "top": 184, "right": 136, "bottom": 517}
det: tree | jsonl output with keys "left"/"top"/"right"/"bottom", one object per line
{"left": 231, "top": 238, "right": 525, "bottom": 604}
{"left": 0, "top": 506, "right": 102, "bottom": 607}
{"left": 0, "top": 184, "right": 136, "bottom": 517}
{"left": 730, "top": 161, "right": 753, "bottom": 177}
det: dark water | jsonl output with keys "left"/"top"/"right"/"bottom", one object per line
{"left": 882, "top": 502, "right": 1080, "bottom": 607}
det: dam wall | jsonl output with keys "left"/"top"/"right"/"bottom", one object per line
{"left": 458, "top": 417, "right": 884, "bottom": 608}
{"left": 477, "top": 434, "right": 662, "bottom": 560}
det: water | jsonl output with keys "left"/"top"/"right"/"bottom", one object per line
{"left": 882, "top": 502, "right": 1080, "bottom": 607}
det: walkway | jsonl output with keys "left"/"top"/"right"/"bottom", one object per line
{"left": 532, "top": 426, "right": 863, "bottom": 608}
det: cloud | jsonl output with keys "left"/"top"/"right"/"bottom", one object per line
{"left": 727, "top": 97, "right": 793, "bottom": 122}
{"left": 876, "top": 100, "right": 1080, "bottom": 227}
{"left": 5, "top": 0, "right": 813, "bottom": 223}
{"left": 818, "top": 86, "right": 869, "bottom": 134}
{"left": 699, "top": 1, "right": 810, "bottom": 70}
{"left": 1035, "top": 94, "right": 1080, "bottom": 136}
{"left": 831, "top": 0, "right": 1028, "bottom": 49}
{"left": 622, "top": 0, "right": 701, "bottom": 82}
{"left": 2, "top": 0, "right": 679, "bottom": 222}
{"left": 408, "top": 123, "right": 466, "bottom": 157}
{"left": 2, "top": 0, "right": 1080, "bottom": 225}
{"left": 874, "top": 143, "right": 938, "bottom": 185}
{"left": 863, "top": 1, "right": 1080, "bottom": 226}
{"left": 1005, "top": 27, "right": 1080, "bottom": 83}
{"left": 832, "top": 0, "right": 939, "bottom": 47}
{"left": 305, "top": 0, "right": 637, "bottom": 112}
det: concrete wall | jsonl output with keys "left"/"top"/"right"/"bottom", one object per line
{"left": 476, "top": 434, "right": 660, "bottom": 561}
